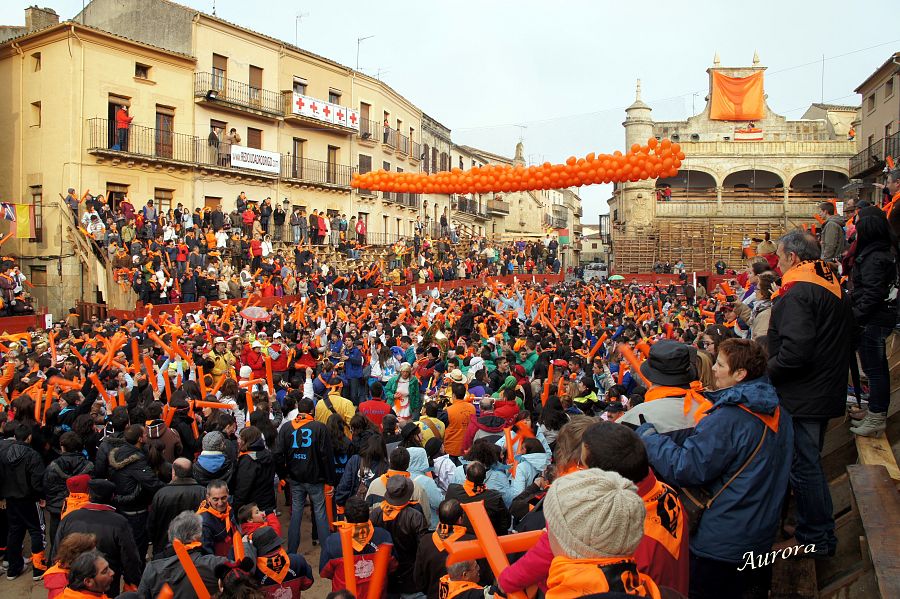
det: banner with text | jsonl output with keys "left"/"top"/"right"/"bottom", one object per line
{"left": 291, "top": 93, "right": 360, "bottom": 131}
{"left": 230, "top": 145, "right": 280, "bottom": 175}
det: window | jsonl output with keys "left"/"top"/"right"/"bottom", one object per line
{"left": 212, "top": 54, "right": 227, "bottom": 90}
{"left": 867, "top": 94, "right": 875, "bottom": 112}
{"left": 459, "top": 156, "right": 463, "bottom": 169}
{"left": 360, "top": 102, "right": 371, "bottom": 122}
{"left": 106, "top": 182, "right": 129, "bottom": 212}
{"left": 431, "top": 147, "right": 438, "bottom": 173}
{"left": 30, "top": 101, "right": 41, "bottom": 127}
{"left": 32, "top": 52, "right": 40, "bottom": 71}
{"left": 382, "top": 161, "right": 391, "bottom": 200}
{"left": 153, "top": 188, "right": 174, "bottom": 213}
{"left": 423, "top": 144, "right": 430, "bottom": 171}
{"left": 155, "top": 105, "right": 174, "bottom": 158}
{"left": 886, "top": 76, "right": 895, "bottom": 99}
{"left": 249, "top": 65, "right": 262, "bottom": 104}
{"left": 204, "top": 196, "right": 222, "bottom": 210}
{"left": 328, "top": 89, "right": 342, "bottom": 105}
{"left": 29, "top": 265, "right": 47, "bottom": 286}
{"left": 887, "top": 122, "right": 894, "bottom": 140}
{"left": 135, "top": 63, "right": 151, "bottom": 80}
{"left": 327, "top": 146, "right": 339, "bottom": 184}
{"left": 247, "top": 128, "right": 262, "bottom": 149}
{"left": 591, "top": 243, "right": 598, "bottom": 249}
{"left": 293, "top": 77, "right": 307, "bottom": 95}
{"left": 358, "top": 154, "right": 372, "bottom": 174}
{"left": 30, "top": 185, "right": 42, "bottom": 242}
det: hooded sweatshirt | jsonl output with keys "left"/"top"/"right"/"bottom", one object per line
{"left": 407, "top": 447, "right": 442, "bottom": 529}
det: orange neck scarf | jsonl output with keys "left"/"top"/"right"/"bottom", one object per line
{"left": 779, "top": 260, "right": 842, "bottom": 299}
{"left": 645, "top": 381, "right": 712, "bottom": 424}
{"left": 380, "top": 500, "right": 414, "bottom": 521}
{"left": 462, "top": 479, "right": 486, "bottom": 497}
{"left": 291, "top": 413, "right": 315, "bottom": 429}
{"left": 257, "top": 548, "right": 291, "bottom": 584}
{"left": 339, "top": 521, "right": 375, "bottom": 552}
{"left": 61, "top": 492, "right": 89, "bottom": 519}
{"left": 197, "top": 500, "right": 232, "bottom": 533}
{"left": 438, "top": 576, "right": 484, "bottom": 599}
{"left": 432, "top": 524, "right": 467, "bottom": 552}
{"left": 737, "top": 403, "right": 781, "bottom": 433}
{"left": 378, "top": 469, "right": 410, "bottom": 488}
{"left": 547, "top": 556, "right": 661, "bottom": 599}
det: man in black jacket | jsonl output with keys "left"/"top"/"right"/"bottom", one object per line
{"left": 108, "top": 424, "right": 164, "bottom": 564}
{"left": 0, "top": 424, "right": 46, "bottom": 580}
{"left": 273, "top": 397, "right": 335, "bottom": 554}
{"left": 445, "top": 461, "right": 510, "bottom": 537}
{"left": 43, "top": 431, "right": 93, "bottom": 556}
{"left": 148, "top": 458, "right": 205, "bottom": 558}
{"left": 54, "top": 479, "right": 141, "bottom": 594}
{"left": 370, "top": 476, "right": 429, "bottom": 597}
{"left": 768, "top": 230, "right": 855, "bottom": 557}
{"left": 94, "top": 406, "right": 129, "bottom": 478}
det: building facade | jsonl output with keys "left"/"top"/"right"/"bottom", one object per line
{"left": 0, "top": 1, "right": 580, "bottom": 314}
{"left": 850, "top": 52, "right": 899, "bottom": 201}
{"left": 606, "top": 55, "right": 857, "bottom": 273}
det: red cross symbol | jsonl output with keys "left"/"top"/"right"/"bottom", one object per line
{"left": 349, "top": 113, "right": 358, "bottom": 125}
{"left": 322, "top": 105, "right": 331, "bottom": 118}
{"left": 337, "top": 110, "right": 345, "bottom": 121}
{"left": 295, "top": 97, "right": 304, "bottom": 112}
{"left": 310, "top": 102, "right": 318, "bottom": 113}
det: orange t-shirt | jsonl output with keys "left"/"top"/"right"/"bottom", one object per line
{"left": 444, "top": 399, "right": 475, "bottom": 457}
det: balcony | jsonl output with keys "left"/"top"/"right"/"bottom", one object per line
{"left": 487, "top": 198, "right": 510, "bottom": 215}
{"left": 358, "top": 119, "right": 382, "bottom": 146}
{"left": 86, "top": 118, "right": 351, "bottom": 190}
{"left": 410, "top": 141, "right": 422, "bottom": 164}
{"left": 396, "top": 133, "right": 409, "bottom": 156}
{"left": 547, "top": 216, "right": 568, "bottom": 230}
{"left": 380, "top": 191, "right": 419, "bottom": 210}
{"left": 383, "top": 127, "right": 397, "bottom": 151}
{"left": 850, "top": 131, "right": 900, "bottom": 179}
{"left": 283, "top": 92, "right": 360, "bottom": 134}
{"left": 194, "top": 72, "right": 282, "bottom": 119}
{"left": 654, "top": 199, "right": 821, "bottom": 219}
{"left": 452, "top": 196, "right": 488, "bottom": 220}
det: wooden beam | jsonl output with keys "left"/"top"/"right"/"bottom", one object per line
{"left": 847, "top": 464, "right": 900, "bottom": 599}
{"left": 855, "top": 435, "right": 900, "bottom": 482}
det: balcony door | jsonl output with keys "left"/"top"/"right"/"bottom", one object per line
{"left": 212, "top": 54, "right": 227, "bottom": 96}
{"left": 293, "top": 138, "right": 305, "bottom": 179}
{"left": 155, "top": 106, "right": 174, "bottom": 159}
{"left": 327, "top": 146, "right": 338, "bottom": 184}
{"left": 249, "top": 65, "right": 262, "bottom": 106}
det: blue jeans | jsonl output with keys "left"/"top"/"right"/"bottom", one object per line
{"left": 790, "top": 418, "right": 835, "bottom": 553}
{"left": 116, "top": 127, "right": 127, "bottom": 151}
{"left": 857, "top": 324, "right": 892, "bottom": 413}
{"left": 287, "top": 480, "right": 329, "bottom": 554}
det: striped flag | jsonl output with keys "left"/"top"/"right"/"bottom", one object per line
{"left": 5, "top": 203, "right": 35, "bottom": 238}
{"left": 1, "top": 203, "right": 15, "bottom": 221}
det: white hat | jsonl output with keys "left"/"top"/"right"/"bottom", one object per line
{"left": 251, "top": 341, "right": 262, "bottom": 349}
{"left": 239, "top": 365, "right": 253, "bottom": 379}
{"left": 214, "top": 336, "right": 226, "bottom": 344}
{"left": 445, "top": 369, "right": 466, "bottom": 384}
{"left": 544, "top": 468, "right": 645, "bottom": 559}
{"left": 273, "top": 332, "right": 282, "bottom": 339}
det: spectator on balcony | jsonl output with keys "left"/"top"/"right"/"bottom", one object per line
{"left": 242, "top": 204, "right": 256, "bottom": 237}
{"left": 260, "top": 198, "right": 272, "bottom": 234}
{"left": 211, "top": 204, "right": 226, "bottom": 232}
{"left": 331, "top": 213, "right": 341, "bottom": 247}
{"left": 142, "top": 200, "right": 158, "bottom": 238}
{"left": 356, "top": 217, "right": 367, "bottom": 245}
{"left": 348, "top": 215, "right": 357, "bottom": 243}
{"left": 318, "top": 211, "right": 329, "bottom": 246}
{"left": 207, "top": 127, "right": 219, "bottom": 164}
{"left": 273, "top": 202, "right": 286, "bottom": 241}
{"left": 291, "top": 208, "right": 305, "bottom": 244}
{"left": 383, "top": 117, "right": 391, "bottom": 143}
{"left": 309, "top": 210, "right": 319, "bottom": 245}
{"left": 114, "top": 105, "right": 132, "bottom": 151}
{"left": 223, "top": 128, "right": 241, "bottom": 166}
{"left": 65, "top": 187, "right": 80, "bottom": 217}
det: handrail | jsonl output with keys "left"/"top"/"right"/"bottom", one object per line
{"left": 194, "top": 72, "right": 282, "bottom": 116}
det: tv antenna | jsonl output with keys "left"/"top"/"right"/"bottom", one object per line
{"left": 295, "top": 12, "right": 309, "bottom": 46}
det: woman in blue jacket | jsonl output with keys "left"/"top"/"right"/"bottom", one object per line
{"left": 637, "top": 338, "right": 793, "bottom": 599}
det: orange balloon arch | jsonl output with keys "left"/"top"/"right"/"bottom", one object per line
{"left": 351, "top": 137, "right": 684, "bottom": 194}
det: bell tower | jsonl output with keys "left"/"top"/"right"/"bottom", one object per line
{"left": 619, "top": 79, "right": 656, "bottom": 233}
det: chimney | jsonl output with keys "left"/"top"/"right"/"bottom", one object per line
{"left": 25, "top": 6, "right": 59, "bottom": 33}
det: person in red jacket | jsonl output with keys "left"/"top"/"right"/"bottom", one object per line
{"left": 241, "top": 340, "right": 266, "bottom": 380}
{"left": 268, "top": 332, "right": 290, "bottom": 384}
{"left": 114, "top": 105, "right": 132, "bottom": 150}
{"left": 249, "top": 237, "right": 263, "bottom": 270}
{"left": 461, "top": 397, "right": 507, "bottom": 452}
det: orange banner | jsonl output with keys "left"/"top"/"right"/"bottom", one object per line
{"left": 710, "top": 71, "right": 764, "bottom": 121}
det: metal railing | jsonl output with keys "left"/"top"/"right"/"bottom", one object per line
{"left": 410, "top": 141, "right": 422, "bottom": 161}
{"left": 280, "top": 154, "right": 352, "bottom": 187}
{"left": 194, "top": 72, "right": 282, "bottom": 116}
{"left": 397, "top": 133, "right": 409, "bottom": 155}
{"left": 547, "top": 216, "right": 568, "bottom": 229}
{"left": 87, "top": 118, "right": 352, "bottom": 188}
{"left": 383, "top": 127, "right": 397, "bottom": 148}
{"left": 359, "top": 119, "right": 382, "bottom": 142}
{"left": 453, "top": 196, "right": 487, "bottom": 218}
{"left": 366, "top": 232, "right": 410, "bottom": 247}
{"left": 850, "top": 131, "right": 900, "bottom": 178}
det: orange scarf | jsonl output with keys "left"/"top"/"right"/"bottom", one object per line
{"left": 546, "top": 556, "right": 661, "bottom": 599}
{"left": 737, "top": 403, "right": 781, "bottom": 433}
{"left": 257, "top": 548, "right": 291, "bottom": 584}
{"left": 462, "top": 479, "right": 486, "bottom": 497}
{"left": 197, "top": 500, "right": 233, "bottom": 533}
{"left": 644, "top": 381, "right": 712, "bottom": 424}
{"left": 779, "top": 260, "right": 842, "bottom": 300}
{"left": 378, "top": 469, "right": 410, "bottom": 488}
{"left": 438, "top": 576, "right": 484, "bottom": 599}
{"left": 61, "top": 493, "right": 89, "bottom": 520}
{"left": 641, "top": 478, "right": 685, "bottom": 560}
{"left": 432, "top": 523, "right": 467, "bottom": 552}
{"left": 58, "top": 589, "right": 110, "bottom": 599}
{"left": 380, "top": 500, "right": 415, "bottom": 522}
{"left": 290, "top": 413, "right": 315, "bottom": 429}
{"left": 338, "top": 521, "right": 375, "bottom": 552}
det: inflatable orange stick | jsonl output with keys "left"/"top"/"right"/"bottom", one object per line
{"left": 365, "top": 543, "right": 393, "bottom": 599}
{"left": 338, "top": 525, "right": 358, "bottom": 597}
{"left": 172, "top": 539, "right": 211, "bottom": 599}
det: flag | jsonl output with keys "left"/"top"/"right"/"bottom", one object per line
{"left": 10, "top": 204, "right": 35, "bottom": 238}
{"left": 334, "top": 106, "right": 348, "bottom": 128}
{"left": 1, "top": 203, "right": 15, "bottom": 221}
{"left": 557, "top": 228, "right": 570, "bottom": 245}
{"left": 320, "top": 103, "right": 336, "bottom": 124}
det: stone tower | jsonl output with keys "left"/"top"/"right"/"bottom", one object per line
{"left": 621, "top": 79, "right": 656, "bottom": 232}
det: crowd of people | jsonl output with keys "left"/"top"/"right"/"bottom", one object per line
{"left": 0, "top": 168, "right": 895, "bottom": 599}
{"left": 65, "top": 189, "right": 565, "bottom": 306}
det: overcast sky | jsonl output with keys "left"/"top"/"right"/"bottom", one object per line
{"left": 3, "top": 0, "right": 897, "bottom": 224}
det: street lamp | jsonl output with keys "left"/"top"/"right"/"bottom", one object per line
{"left": 356, "top": 35, "right": 374, "bottom": 71}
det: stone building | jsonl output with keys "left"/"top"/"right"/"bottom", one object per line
{"left": 0, "top": 1, "right": 579, "bottom": 315}
{"left": 607, "top": 54, "right": 857, "bottom": 273}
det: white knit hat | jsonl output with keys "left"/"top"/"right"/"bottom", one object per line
{"left": 239, "top": 365, "right": 253, "bottom": 379}
{"left": 543, "top": 468, "right": 646, "bottom": 559}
